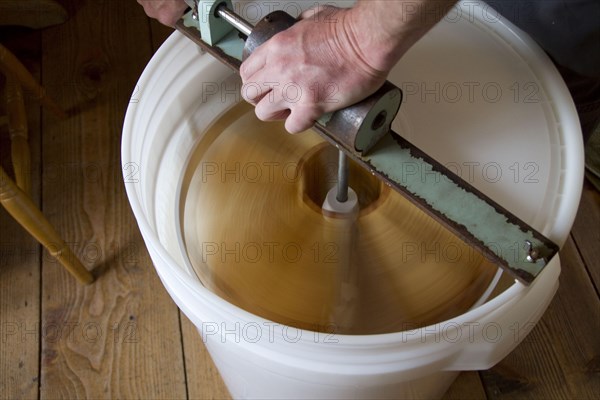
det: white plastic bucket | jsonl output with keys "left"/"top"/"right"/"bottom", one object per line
{"left": 122, "top": 1, "right": 584, "bottom": 398}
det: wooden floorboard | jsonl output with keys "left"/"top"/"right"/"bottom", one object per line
{"left": 180, "top": 314, "right": 231, "bottom": 400}
{"left": 443, "top": 371, "right": 488, "bottom": 399}
{"left": 0, "top": 31, "right": 42, "bottom": 400}
{"left": 0, "top": 2, "right": 598, "bottom": 399}
{"left": 571, "top": 180, "right": 600, "bottom": 294}
{"left": 36, "top": 1, "right": 186, "bottom": 398}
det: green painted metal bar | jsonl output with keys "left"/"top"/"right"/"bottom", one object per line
{"left": 176, "top": 4, "right": 559, "bottom": 285}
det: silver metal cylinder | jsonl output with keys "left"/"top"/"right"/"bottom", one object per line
{"left": 336, "top": 149, "right": 349, "bottom": 203}
{"left": 216, "top": 4, "right": 253, "bottom": 37}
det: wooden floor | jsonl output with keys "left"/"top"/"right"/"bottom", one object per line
{"left": 0, "top": 1, "right": 598, "bottom": 399}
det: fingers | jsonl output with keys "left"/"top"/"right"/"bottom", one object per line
{"left": 253, "top": 88, "right": 320, "bottom": 134}
{"left": 137, "top": 0, "right": 187, "bottom": 27}
{"left": 240, "top": 49, "right": 269, "bottom": 105}
{"left": 254, "top": 86, "right": 284, "bottom": 118}
{"left": 255, "top": 101, "right": 291, "bottom": 121}
{"left": 162, "top": 4, "right": 188, "bottom": 26}
{"left": 239, "top": 4, "right": 342, "bottom": 134}
{"left": 241, "top": 80, "right": 269, "bottom": 105}
{"left": 243, "top": 70, "right": 320, "bottom": 133}
{"left": 239, "top": 49, "right": 266, "bottom": 88}
{"left": 285, "top": 107, "right": 322, "bottom": 134}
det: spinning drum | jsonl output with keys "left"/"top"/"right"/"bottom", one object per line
{"left": 122, "top": 1, "right": 584, "bottom": 398}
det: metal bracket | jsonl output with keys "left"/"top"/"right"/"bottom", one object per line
{"left": 192, "top": 0, "right": 234, "bottom": 45}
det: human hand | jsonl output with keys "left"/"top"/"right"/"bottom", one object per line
{"left": 240, "top": 0, "right": 456, "bottom": 134}
{"left": 240, "top": 5, "right": 390, "bottom": 134}
{"left": 137, "top": 0, "right": 188, "bottom": 27}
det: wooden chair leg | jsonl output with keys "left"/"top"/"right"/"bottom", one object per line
{"left": 0, "top": 44, "right": 66, "bottom": 119}
{"left": 0, "top": 166, "right": 94, "bottom": 284}
{"left": 6, "top": 77, "right": 31, "bottom": 195}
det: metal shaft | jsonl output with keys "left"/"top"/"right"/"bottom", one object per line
{"left": 213, "top": 5, "right": 352, "bottom": 205}
{"left": 216, "top": 4, "right": 254, "bottom": 37}
{"left": 336, "top": 150, "right": 349, "bottom": 203}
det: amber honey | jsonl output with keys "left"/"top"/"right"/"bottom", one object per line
{"left": 180, "top": 103, "right": 497, "bottom": 335}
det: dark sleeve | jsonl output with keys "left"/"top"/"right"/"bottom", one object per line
{"left": 493, "top": 0, "right": 600, "bottom": 78}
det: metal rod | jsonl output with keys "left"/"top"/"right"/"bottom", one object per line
{"left": 336, "top": 149, "right": 349, "bottom": 203}
{"left": 216, "top": 4, "right": 254, "bottom": 37}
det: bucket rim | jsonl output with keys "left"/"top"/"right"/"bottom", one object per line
{"left": 121, "top": 1, "right": 584, "bottom": 353}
